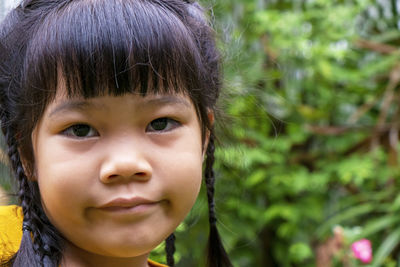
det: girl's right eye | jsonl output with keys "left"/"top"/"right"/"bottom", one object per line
{"left": 61, "top": 124, "right": 99, "bottom": 138}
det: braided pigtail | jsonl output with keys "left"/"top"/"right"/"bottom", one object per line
{"left": 165, "top": 233, "right": 176, "bottom": 266}
{"left": 5, "top": 129, "right": 41, "bottom": 267}
{"left": 205, "top": 134, "right": 232, "bottom": 267}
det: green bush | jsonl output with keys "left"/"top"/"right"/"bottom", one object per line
{"left": 171, "top": 0, "right": 400, "bottom": 266}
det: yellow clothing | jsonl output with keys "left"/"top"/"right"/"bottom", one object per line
{"left": 148, "top": 259, "right": 167, "bottom": 267}
{"left": 0, "top": 205, "right": 167, "bottom": 267}
{"left": 0, "top": 205, "right": 22, "bottom": 263}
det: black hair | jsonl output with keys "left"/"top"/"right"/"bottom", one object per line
{"left": 0, "top": 0, "right": 232, "bottom": 266}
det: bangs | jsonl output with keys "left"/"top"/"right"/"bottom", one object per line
{"left": 24, "top": 0, "right": 202, "bottom": 100}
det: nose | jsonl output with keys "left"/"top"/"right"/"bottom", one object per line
{"left": 99, "top": 139, "right": 152, "bottom": 184}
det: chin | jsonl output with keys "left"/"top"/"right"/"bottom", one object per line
{"left": 96, "top": 240, "right": 160, "bottom": 258}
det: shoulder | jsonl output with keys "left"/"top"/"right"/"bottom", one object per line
{"left": 148, "top": 259, "right": 168, "bottom": 267}
{"left": 0, "top": 205, "right": 23, "bottom": 262}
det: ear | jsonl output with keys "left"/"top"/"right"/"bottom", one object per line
{"left": 202, "top": 110, "right": 214, "bottom": 160}
{"left": 18, "top": 148, "right": 37, "bottom": 181}
{"left": 20, "top": 129, "right": 39, "bottom": 181}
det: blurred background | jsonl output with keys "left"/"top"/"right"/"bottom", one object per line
{"left": 2, "top": 0, "right": 400, "bottom": 266}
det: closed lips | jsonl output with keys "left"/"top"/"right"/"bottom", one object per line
{"left": 99, "top": 197, "right": 157, "bottom": 210}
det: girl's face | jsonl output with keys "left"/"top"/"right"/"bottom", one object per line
{"left": 31, "top": 87, "right": 205, "bottom": 265}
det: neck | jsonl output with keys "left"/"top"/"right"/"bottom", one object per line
{"left": 61, "top": 241, "right": 150, "bottom": 267}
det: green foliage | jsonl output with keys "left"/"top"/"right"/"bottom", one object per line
{"left": 173, "top": 0, "right": 400, "bottom": 266}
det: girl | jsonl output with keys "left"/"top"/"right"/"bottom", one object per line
{"left": 0, "top": 0, "right": 232, "bottom": 266}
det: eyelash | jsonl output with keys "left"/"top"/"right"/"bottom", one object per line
{"left": 61, "top": 117, "right": 181, "bottom": 138}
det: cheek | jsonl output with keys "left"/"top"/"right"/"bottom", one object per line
{"left": 37, "top": 164, "right": 80, "bottom": 216}
{"left": 160, "top": 152, "right": 203, "bottom": 213}
{"left": 35, "top": 149, "right": 97, "bottom": 222}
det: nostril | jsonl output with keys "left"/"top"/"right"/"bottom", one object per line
{"left": 106, "top": 172, "right": 147, "bottom": 180}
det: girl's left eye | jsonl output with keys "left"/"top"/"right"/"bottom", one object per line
{"left": 146, "top": 118, "right": 180, "bottom": 132}
{"left": 61, "top": 124, "right": 99, "bottom": 138}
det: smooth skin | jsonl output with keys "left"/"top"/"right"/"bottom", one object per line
{"left": 31, "top": 88, "right": 206, "bottom": 267}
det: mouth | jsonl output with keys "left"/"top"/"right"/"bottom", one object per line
{"left": 98, "top": 197, "right": 160, "bottom": 213}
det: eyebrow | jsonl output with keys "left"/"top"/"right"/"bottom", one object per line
{"left": 48, "top": 100, "right": 105, "bottom": 118}
{"left": 48, "top": 95, "right": 191, "bottom": 118}
{"left": 144, "top": 95, "right": 192, "bottom": 109}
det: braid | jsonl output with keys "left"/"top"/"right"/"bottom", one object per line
{"left": 205, "top": 135, "right": 217, "bottom": 226}
{"left": 165, "top": 233, "right": 176, "bottom": 266}
{"left": 205, "top": 133, "right": 232, "bottom": 267}
{"left": 4, "top": 128, "right": 39, "bottom": 266}
{"left": 1, "top": 115, "right": 62, "bottom": 266}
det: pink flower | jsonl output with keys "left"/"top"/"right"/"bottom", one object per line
{"left": 352, "top": 239, "right": 372, "bottom": 264}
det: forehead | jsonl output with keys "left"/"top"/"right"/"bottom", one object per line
{"left": 46, "top": 91, "right": 193, "bottom": 116}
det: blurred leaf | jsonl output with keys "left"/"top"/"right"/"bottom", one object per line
{"left": 371, "top": 228, "right": 400, "bottom": 267}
